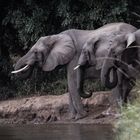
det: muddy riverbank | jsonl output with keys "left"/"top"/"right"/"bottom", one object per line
{"left": 0, "top": 91, "right": 119, "bottom": 125}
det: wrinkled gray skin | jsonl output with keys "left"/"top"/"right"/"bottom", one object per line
{"left": 77, "top": 23, "right": 137, "bottom": 105}
{"left": 101, "top": 29, "right": 140, "bottom": 103}
{"left": 13, "top": 23, "right": 137, "bottom": 120}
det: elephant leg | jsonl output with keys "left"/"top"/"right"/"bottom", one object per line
{"left": 102, "top": 75, "right": 123, "bottom": 116}
{"left": 67, "top": 71, "right": 87, "bottom": 120}
{"left": 112, "top": 71, "right": 135, "bottom": 105}
{"left": 67, "top": 60, "right": 87, "bottom": 120}
{"left": 68, "top": 92, "right": 76, "bottom": 119}
{"left": 111, "top": 70, "right": 123, "bottom": 105}
{"left": 122, "top": 77, "right": 136, "bottom": 103}
{"left": 116, "top": 68, "right": 136, "bottom": 104}
{"left": 111, "top": 86, "right": 122, "bottom": 108}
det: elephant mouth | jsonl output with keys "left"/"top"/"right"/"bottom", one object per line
{"left": 11, "top": 65, "right": 30, "bottom": 74}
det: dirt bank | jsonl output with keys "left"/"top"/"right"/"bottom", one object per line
{"left": 0, "top": 91, "right": 119, "bottom": 125}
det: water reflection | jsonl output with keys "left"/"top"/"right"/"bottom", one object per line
{"left": 0, "top": 124, "right": 115, "bottom": 140}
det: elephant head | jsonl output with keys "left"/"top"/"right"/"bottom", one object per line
{"left": 12, "top": 34, "right": 75, "bottom": 79}
{"left": 101, "top": 29, "right": 140, "bottom": 89}
{"left": 74, "top": 37, "right": 110, "bottom": 97}
{"left": 77, "top": 38, "right": 99, "bottom": 67}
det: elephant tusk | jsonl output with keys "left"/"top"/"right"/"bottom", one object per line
{"left": 11, "top": 65, "right": 29, "bottom": 74}
{"left": 74, "top": 65, "right": 80, "bottom": 70}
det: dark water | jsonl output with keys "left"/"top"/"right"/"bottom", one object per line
{"left": 0, "top": 124, "right": 116, "bottom": 140}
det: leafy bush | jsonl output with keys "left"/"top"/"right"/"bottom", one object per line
{"left": 116, "top": 81, "right": 140, "bottom": 140}
{"left": 1, "top": 0, "right": 140, "bottom": 98}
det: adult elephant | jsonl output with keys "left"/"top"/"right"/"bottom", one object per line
{"left": 100, "top": 29, "right": 140, "bottom": 103}
{"left": 12, "top": 23, "right": 137, "bottom": 120}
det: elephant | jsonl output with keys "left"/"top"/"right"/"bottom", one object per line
{"left": 75, "top": 24, "right": 138, "bottom": 107}
{"left": 11, "top": 23, "right": 137, "bottom": 120}
{"left": 100, "top": 29, "right": 140, "bottom": 103}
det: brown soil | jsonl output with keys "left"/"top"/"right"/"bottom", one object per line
{"left": 0, "top": 91, "right": 119, "bottom": 125}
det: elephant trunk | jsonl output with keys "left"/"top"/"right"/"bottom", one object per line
{"left": 101, "top": 66, "right": 118, "bottom": 89}
{"left": 15, "top": 55, "right": 27, "bottom": 70}
{"left": 77, "top": 66, "right": 92, "bottom": 98}
{"left": 101, "top": 50, "right": 118, "bottom": 89}
{"left": 14, "top": 53, "right": 33, "bottom": 79}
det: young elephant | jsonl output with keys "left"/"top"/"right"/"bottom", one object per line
{"left": 76, "top": 28, "right": 140, "bottom": 105}
{"left": 101, "top": 30, "right": 140, "bottom": 103}
{"left": 12, "top": 23, "right": 137, "bottom": 120}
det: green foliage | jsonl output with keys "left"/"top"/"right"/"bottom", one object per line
{"left": 2, "top": 1, "right": 50, "bottom": 52}
{"left": 116, "top": 82, "right": 140, "bottom": 140}
{"left": 13, "top": 68, "right": 68, "bottom": 97}
{"left": 56, "top": 0, "right": 129, "bottom": 29}
{"left": 0, "top": 0, "right": 140, "bottom": 98}
{"left": 84, "top": 79, "right": 106, "bottom": 92}
{"left": 116, "top": 103, "right": 140, "bottom": 140}
{"left": 0, "top": 56, "right": 15, "bottom": 100}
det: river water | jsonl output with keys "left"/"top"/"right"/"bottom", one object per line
{"left": 0, "top": 124, "right": 116, "bottom": 140}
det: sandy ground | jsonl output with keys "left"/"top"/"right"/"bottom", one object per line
{"left": 0, "top": 91, "right": 119, "bottom": 125}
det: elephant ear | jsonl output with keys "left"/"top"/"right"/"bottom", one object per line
{"left": 93, "top": 38, "right": 110, "bottom": 70}
{"left": 126, "top": 33, "right": 136, "bottom": 47}
{"left": 83, "top": 36, "right": 110, "bottom": 70}
{"left": 121, "top": 47, "right": 139, "bottom": 65}
{"left": 43, "top": 34, "right": 75, "bottom": 71}
{"left": 79, "top": 37, "right": 99, "bottom": 66}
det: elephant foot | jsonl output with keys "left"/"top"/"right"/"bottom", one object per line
{"left": 68, "top": 109, "right": 88, "bottom": 120}
{"left": 69, "top": 113, "right": 76, "bottom": 120}
{"left": 75, "top": 111, "right": 88, "bottom": 120}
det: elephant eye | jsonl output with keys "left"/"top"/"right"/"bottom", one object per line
{"left": 33, "top": 49, "right": 38, "bottom": 54}
{"left": 35, "top": 51, "right": 37, "bottom": 55}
